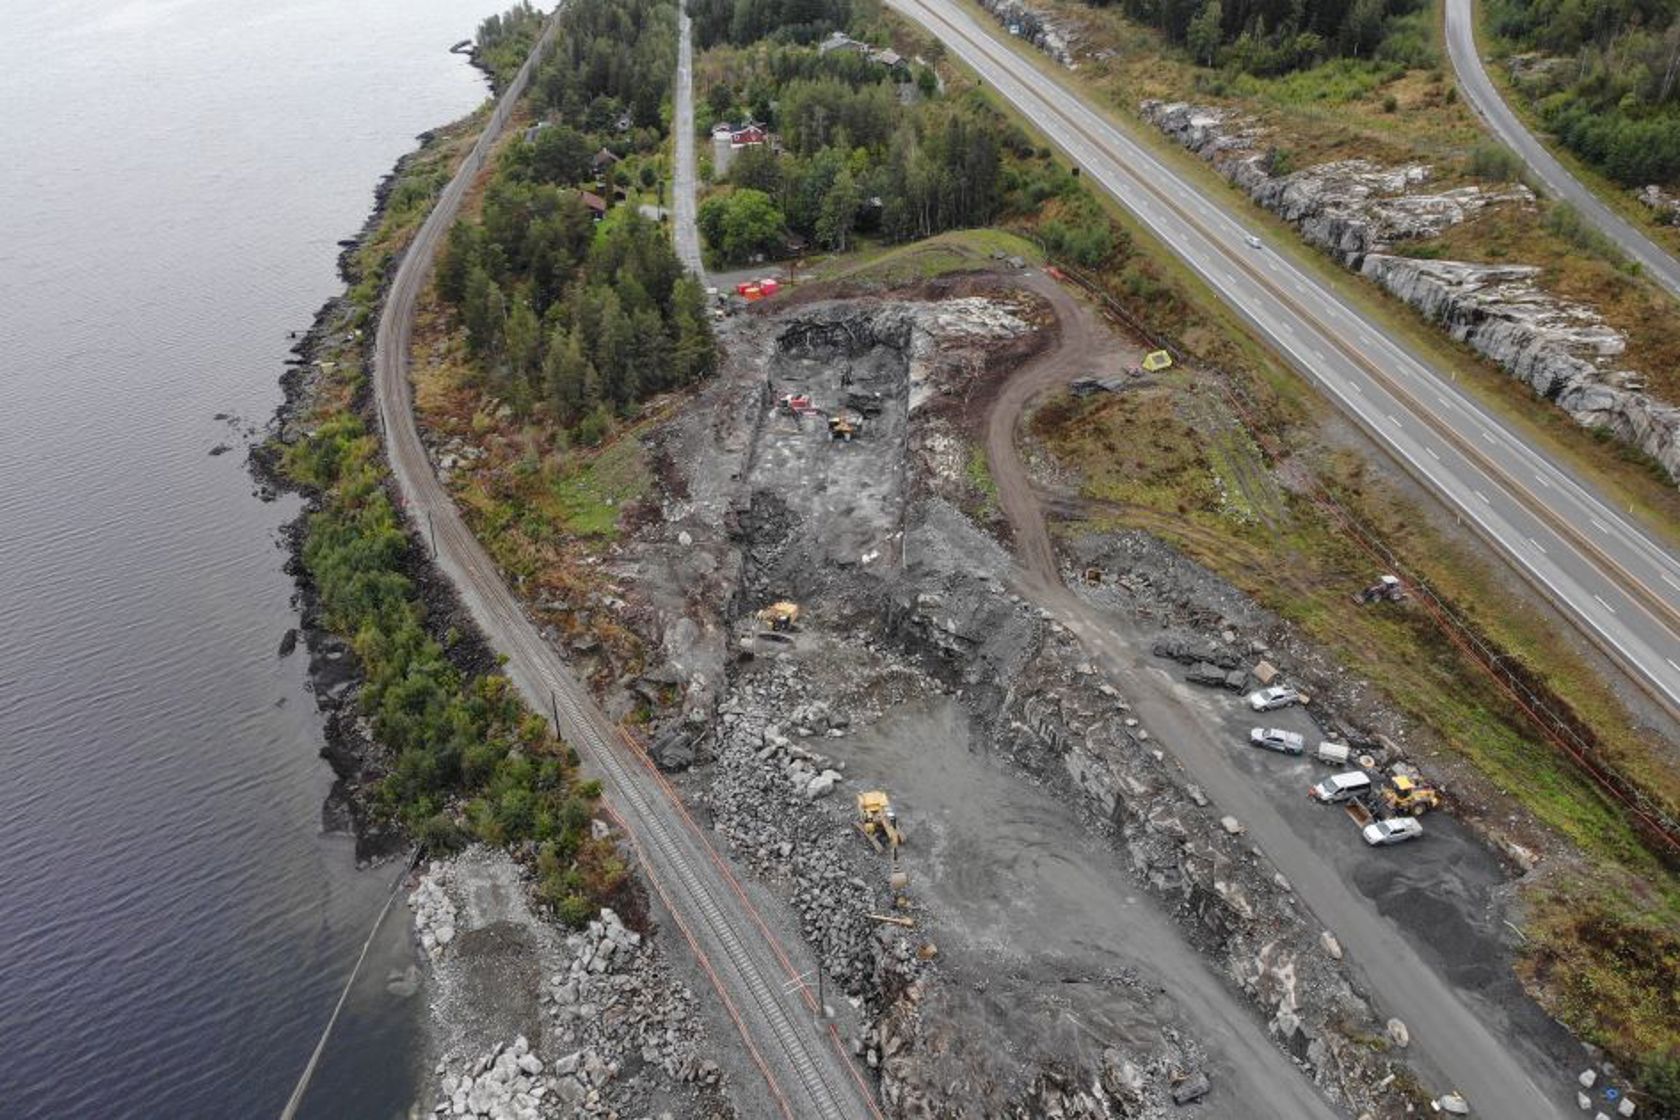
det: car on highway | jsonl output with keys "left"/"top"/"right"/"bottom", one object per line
{"left": 1249, "top": 727, "right": 1306, "bottom": 755}
{"left": 1309, "top": 771, "right": 1372, "bottom": 803}
{"left": 1245, "top": 234, "right": 1262, "bottom": 248}
{"left": 1247, "top": 685, "right": 1301, "bottom": 712}
{"left": 1362, "top": 817, "right": 1424, "bottom": 846}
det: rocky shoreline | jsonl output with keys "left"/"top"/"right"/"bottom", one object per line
{"left": 251, "top": 116, "right": 735, "bottom": 1119}
{"left": 251, "top": 126, "right": 499, "bottom": 866}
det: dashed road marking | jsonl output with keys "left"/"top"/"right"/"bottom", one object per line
{"left": 1590, "top": 517, "right": 1609, "bottom": 533}
{"left": 1529, "top": 537, "right": 1547, "bottom": 555}
{"left": 1594, "top": 594, "right": 1617, "bottom": 615}
{"left": 1425, "top": 446, "right": 1440, "bottom": 461}
{"left": 1480, "top": 430, "right": 1495, "bottom": 444}
{"left": 1662, "top": 573, "right": 1680, "bottom": 592}
{"left": 1473, "top": 489, "right": 1490, "bottom": 504}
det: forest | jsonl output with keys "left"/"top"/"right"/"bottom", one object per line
{"left": 690, "top": 0, "right": 854, "bottom": 48}
{"left": 1096, "top": 0, "right": 1436, "bottom": 75}
{"left": 440, "top": 0, "right": 716, "bottom": 441}
{"left": 697, "top": 46, "right": 1011, "bottom": 262}
{"left": 1491, "top": 0, "right": 1680, "bottom": 184}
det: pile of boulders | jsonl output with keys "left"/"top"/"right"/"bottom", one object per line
{"left": 707, "top": 654, "right": 921, "bottom": 996}
{"left": 433, "top": 1036, "right": 548, "bottom": 1120}
{"left": 409, "top": 863, "right": 459, "bottom": 959}
{"left": 542, "top": 908, "right": 714, "bottom": 1102}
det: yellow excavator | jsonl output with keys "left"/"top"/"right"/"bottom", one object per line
{"left": 1381, "top": 774, "right": 1441, "bottom": 816}
{"left": 856, "top": 790, "right": 904, "bottom": 852}
{"left": 756, "top": 601, "right": 800, "bottom": 632}
{"left": 828, "top": 414, "right": 857, "bottom": 442}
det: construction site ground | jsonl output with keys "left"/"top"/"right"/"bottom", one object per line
{"left": 541, "top": 256, "right": 1606, "bottom": 1118}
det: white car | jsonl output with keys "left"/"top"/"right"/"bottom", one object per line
{"left": 1362, "top": 817, "right": 1424, "bottom": 846}
{"left": 1247, "top": 685, "right": 1301, "bottom": 712}
{"left": 1245, "top": 234, "right": 1262, "bottom": 248}
{"left": 1249, "top": 727, "right": 1306, "bottom": 755}
{"left": 1309, "top": 771, "right": 1372, "bottom": 803}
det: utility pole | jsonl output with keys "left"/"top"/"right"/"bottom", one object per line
{"left": 551, "top": 688, "right": 561, "bottom": 732}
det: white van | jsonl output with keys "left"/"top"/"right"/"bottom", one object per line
{"left": 1309, "top": 771, "right": 1372, "bottom": 803}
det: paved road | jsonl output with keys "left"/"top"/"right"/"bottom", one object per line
{"left": 372, "top": 14, "right": 876, "bottom": 1119}
{"left": 1445, "top": 0, "right": 1680, "bottom": 300}
{"left": 673, "top": 4, "right": 705, "bottom": 280}
{"left": 891, "top": 0, "right": 1680, "bottom": 724}
{"left": 985, "top": 273, "right": 1576, "bottom": 1119}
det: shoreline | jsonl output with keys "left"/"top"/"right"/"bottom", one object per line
{"left": 252, "top": 123, "right": 500, "bottom": 866}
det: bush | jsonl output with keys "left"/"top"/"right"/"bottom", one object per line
{"left": 1544, "top": 200, "right": 1629, "bottom": 268}
{"left": 1467, "top": 140, "right": 1526, "bottom": 183}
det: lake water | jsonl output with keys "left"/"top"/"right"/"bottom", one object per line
{"left": 0, "top": 1, "right": 495, "bottom": 1114}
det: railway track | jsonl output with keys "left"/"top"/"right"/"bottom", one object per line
{"left": 369, "top": 10, "right": 876, "bottom": 1117}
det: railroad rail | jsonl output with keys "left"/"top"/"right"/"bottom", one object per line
{"left": 369, "top": 9, "right": 878, "bottom": 1116}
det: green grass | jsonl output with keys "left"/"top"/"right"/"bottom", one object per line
{"left": 814, "top": 228, "right": 1044, "bottom": 286}
{"left": 965, "top": 443, "right": 1001, "bottom": 517}
{"left": 548, "top": 435, "right": 653, "bottom": 539}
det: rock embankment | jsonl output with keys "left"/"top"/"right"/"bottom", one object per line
{"left": 974, "top": 0, "right": 1072, "bottom": 66}
{"left": 1139, "top": 100, "right": 1530, "bottom": 268}
{"left": 1359, "top": 255, "right": 1680, "bottom": 478}
{"left": 411, "top": 851, "right": 726, "bottom": 1120}
{"left": 1139, "top": 98, "right": 1680, "bottom": 484}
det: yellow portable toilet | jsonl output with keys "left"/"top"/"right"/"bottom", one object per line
{"left": 1141, "top": 349, "right": 1174, "bottom": 372}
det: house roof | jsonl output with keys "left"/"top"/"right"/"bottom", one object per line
{"left": 578, "top": 191, "right": 607, "bottom": 212}
{"left": 592, "top": 147, "right": 620, "bottom": 165}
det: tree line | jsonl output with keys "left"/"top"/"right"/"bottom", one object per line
{"left": 1491, "top": 0, "right": 1680, "bottom": 184}
{"left": 1095, "top": 0, "right": 1433, "bottom": 75}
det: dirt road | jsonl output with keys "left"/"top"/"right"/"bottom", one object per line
{"left": 984, "top": 273, "right": 1577, "bottom": 1119}
{"left": 370, "top": 13, "right": 876, "bottom": 1118}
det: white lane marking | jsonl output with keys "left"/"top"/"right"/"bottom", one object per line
{"left": 1594, "top": 594, "right": 1617, "bottom": 615}
{"left": 1425, "top": 446, "right": 1440, "bottom": 461}
{"left": 1663, "top": 572, "right": 1680, "bottom": 591}
{"left": 1349, "top": 382, "right": 1363, "bottom": 395}
{"left": 1311, "top": 349, "right": 1326, "bottom": 363}
{"left": 1386, "top": 413, "right": 1402, "bottom": 427}
{"left": 1668, "top": 658, "right": 1680, "bottom": 673}
{"left": 1480, "top": 430, "right": 1495, "bottom": 444}
{"left": 1529, "top": 537, "right": 1547, "bottom": 555}
{"left": 1473, "top": 489, "right": 1490, "bottom": 504}
{"left": 1534, "top": 474, "right": 1551, "bottom": 489}
{"left": 1590, "top": 517, "right": 1609, "bottom": 533}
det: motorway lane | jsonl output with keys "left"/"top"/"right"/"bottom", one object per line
{"left": 371, "top": 13, "right": 875, "bottom": 1119}
{"left": 1445, "top": 0, "right": 1680, "bottom": 301}
{"left": 890, "top": 0, "right": 1680, "bottom": 722}
{"left": 673, "top": 4, "right": 705, "bottom": 279}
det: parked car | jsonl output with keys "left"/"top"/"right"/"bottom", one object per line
{"left": 1248, "top": 685, "right": 1302, "bottom": 712}
{"left": 1362, "top": 817, "right": 1424, "bottom": 846}
{"left": 1309, "top": 771, "right": 1372, "bottom": 803}
{"left": 1249, "top": 727, "right": 1306, "bottom": 755}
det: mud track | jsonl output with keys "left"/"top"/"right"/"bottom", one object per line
{"left": 982, "top": 273, "right": 1578, "bottom": 1119}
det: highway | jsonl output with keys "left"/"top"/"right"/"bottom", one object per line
{"left": 673, "top": 3, "right": 706, "bottom": 278}
{"left": 1445, "top": 0, "right": 1680, "bottom": 301}
{"left": 372, "top": 12, "right": 876, "bottom": 1119}
{"left": 890, "top": 0, "right": 1680, "bottom": 725}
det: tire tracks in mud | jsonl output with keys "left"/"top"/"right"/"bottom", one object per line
{"left": 981, "top": 272, "right": 1571, "bottom": 1119}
